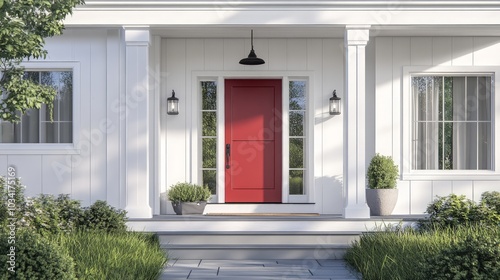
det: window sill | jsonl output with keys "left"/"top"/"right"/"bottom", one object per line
{"left": 402, "top": 171, "right": 500, "bottom": 181}
{"left": 0, "top": 144, "right": 80, "bottom": 155}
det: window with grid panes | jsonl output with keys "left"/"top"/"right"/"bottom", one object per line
{"left": 0, "top": 71, "right": 73, "bottom": 143}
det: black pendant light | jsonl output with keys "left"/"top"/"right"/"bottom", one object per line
{"left": 239, "top": 30, "right": 265, "bottom": 65}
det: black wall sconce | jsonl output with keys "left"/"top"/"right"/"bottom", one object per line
{"left": 167, "top": 90, "right": 179, "bottom": 115}
{"left": 329, "top": 90, "right": 341, "bottom": 115}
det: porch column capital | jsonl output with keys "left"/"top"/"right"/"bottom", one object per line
{"left": 345, "top": 25, "right": 370, "bottom": 45}
{"left": 123, "top": 26, "right": 151, "bottom": 46}
{"left": 123, "top": 26, "right": 152, "bottom": 218}
{"left": 343, "top": 25, "right": 371, "bottom": 219}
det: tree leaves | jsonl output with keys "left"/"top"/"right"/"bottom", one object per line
{"left": 0, "top": 68, "right": 56, "bottom": 122}
{"left": 0, "top": 0, "right": 84, "bottom": 122}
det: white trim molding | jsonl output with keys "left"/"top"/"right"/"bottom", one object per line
{"left": 0, "top": 61, "right": 81, "bottom": 155}
{"left": 78, "top": 1, "right": 500, "bottom": 11}
{"left": 191, "top": 71, "right": 316, "bottom": 205}
{"left": 65, "top": 2, "right": 500, "bottom": 27}
{"left": 402, "top": 65, "right": 500, "bottom": 181}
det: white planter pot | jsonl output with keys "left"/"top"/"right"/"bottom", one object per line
{"left": 366, "top": 189, "right": 398, "bottom": 216}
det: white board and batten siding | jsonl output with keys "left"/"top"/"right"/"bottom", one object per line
{"left": 160, "top": 38, "right": 345, "bottom": 215}
{"left": 0, "top": 29, "right": 124, "bottom": 209}
{"left": 374, "top": 37, "right": 500, "bottom": 214}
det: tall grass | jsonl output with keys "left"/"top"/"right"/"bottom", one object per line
{"left": 344, "top": 225, "right": 499, "bottom": 280}
{"left": 54, "top": 231, "right": 167, "bottom": 280}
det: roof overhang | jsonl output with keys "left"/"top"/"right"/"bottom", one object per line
{"left": 64, "top": 1, "right": 500, "bottom": 37}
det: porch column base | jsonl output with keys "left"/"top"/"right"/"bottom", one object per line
{"left": 125, "top": 205, "right": 153, "bottom": 219}
{"left": 344, "top": 204, "right": 370, "bottom": 219}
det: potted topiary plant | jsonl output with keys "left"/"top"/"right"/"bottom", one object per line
{"left": 366, "top": 153, "right": 399, "bottom": 216}
{"left": 167, "top": 182, "right": 212, "bottom": 215}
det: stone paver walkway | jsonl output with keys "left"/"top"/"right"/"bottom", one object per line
{"left": 160, "top": 259, "right": 361, "bottom": 279}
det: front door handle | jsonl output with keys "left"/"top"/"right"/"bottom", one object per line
{"left": 225, "top": 144, "right": 230, "bottom": 169}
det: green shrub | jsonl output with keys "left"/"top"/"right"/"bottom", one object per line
{"left": 168, "top": 182, "right": 212, "bottom": 202}
{"left": 421, "top": 230, "right": 500, "bottom": 280}
{"left": 422, "top": 194, "right": 477, "bottom": 228}
{"left": 0, "top": 229, "right": 76, "bottom": 280}
{"left": 22, "top": 194, "right": 84, "bottom": 235}
{"left": 80, "top": 200, "right": 127, "bottom": 233}
{"left": 57, "top": 231, "right": 167, "bottom": 280}
{"left": 345, "top": 225, "right": 500, "bottom": 280}
{"left": 481, "top": 191, "right": 500, "bottom": 213}
{"left": 366, "top": 153, "right": 399, "bottom": 189}
{"left": 0, "top": 176, "right": 26, "bottom": 228}
{"left": 420, "top": 193, "right": 500, "bottom": 229}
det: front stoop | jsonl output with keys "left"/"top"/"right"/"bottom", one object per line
{"left": 127, "top": 215, "right": 419, "bottom": 260}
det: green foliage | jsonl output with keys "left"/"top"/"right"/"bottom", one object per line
{"left": 0, "top": 176, "right": 165, "bottom": 279}
{"left": 55, "top": 231, "right": 167, "bottom": 280}
{"left": 80, "top": 200, "right": 127, "bottom": 233}
{"left": 347, "top": 193, "right": 500, "bottom": 279}
{"left": 0, "top": 176, "right": 26, "bottom": 228}
{"left": 168, "top": 182, "right": 212, "bottom": 202}
{"left": 0, "top": 176, "right": 127, "bottom": 234}
{"left": 0, "top": 0, "right": 84, "bottom": 122}
{"left": 481, "top": 191, "right": 500, "bottom": 213}
{"left": 421, "top": 231, "right": 500, "bottom": 280}
{"left": 420, "top": 193, "right": 500, "bottom": 229}
{"left": 0, "top": 67, "right": 57, "bottom": 122}
{"left": 366, "top": 153, "right": 399, "bottom": 189}
{"left": 22, "top": 194, "right": 84, "bottom": 235}
{"left": 345, "top": 225, "right": 500, "bottom": 280}
{"left": 0, "top": 229, "right": 77, "bottom": 280}
{"left": 289, "top": 174, "right": 304, "bottom": 194}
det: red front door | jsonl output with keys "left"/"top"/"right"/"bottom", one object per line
{"left": 225, "top": 79, "right": 282, "bottom": 202}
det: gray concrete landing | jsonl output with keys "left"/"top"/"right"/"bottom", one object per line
{"left": 160, "top": 259, "right": 361, "bottom": 280}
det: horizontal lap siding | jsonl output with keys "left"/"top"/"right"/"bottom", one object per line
{"left": 374, "top": 36, "right": 500, "bottom": 214}
{"left": 0, "top": 29, "right": 119, "bottom": 207}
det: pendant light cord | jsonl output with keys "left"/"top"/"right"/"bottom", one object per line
{"left": 251, "top": 29, "right": 254, "bottom": 50}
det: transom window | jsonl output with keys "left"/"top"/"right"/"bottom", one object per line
{"left": 411, "top": 75, "right": 492, "bottom": 170}
{"left": 0, "top": 71, "right": 73, "bottom": 144}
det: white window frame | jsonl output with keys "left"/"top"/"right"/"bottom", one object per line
{"left": 0, "top": 61, "right": 81, "bottom": 155}
{"left": 287, "top": 77, "right": 311, "bottom": 203}
{"left": 191, "top": 71, "right": 314, "bottom": 203}
{"left": 402, "top": 66, "right": 500, "bottom": 180}
{"left": 196, "top": 77, "right": 219, "bottom": 202}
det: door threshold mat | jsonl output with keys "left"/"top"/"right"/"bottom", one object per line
{"left": 205, "top": 213, "right": 320, "bottom": 216}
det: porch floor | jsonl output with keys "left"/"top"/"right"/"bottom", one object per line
{"left": 128, "top": 214, "right": 425, "bottom": 223}
{"left": 127, "top": 214, "right": 425, "bottom": 235}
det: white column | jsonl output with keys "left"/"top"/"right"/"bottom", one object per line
{"left": 123, "top": 27, "right": 152, "bottom": 218}
{"left": 343, "top": 26, "right": 371, "bottom": 219}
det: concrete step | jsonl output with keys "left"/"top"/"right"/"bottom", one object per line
{"left": 158, "top": 231, "right": 360, "bottom": 245}
{"left": 127, "top": 214, "right": 419, "bottom": 260}
{"left": 158, "top": 231, "right": 360, "bottom": 260}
